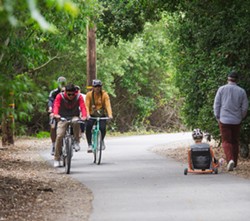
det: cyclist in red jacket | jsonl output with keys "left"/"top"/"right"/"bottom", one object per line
{"left": 53, "top": 83, "right": 87, "bottom": 167}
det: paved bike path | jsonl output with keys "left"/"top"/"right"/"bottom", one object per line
{"left": 44, "top": 133, "right": 250, "bottom": 221}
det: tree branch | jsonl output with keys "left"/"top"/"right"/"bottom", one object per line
{"left": 0, "top": 37, "right": 10, "bottom": 63}
{"left": 28, "top": 54, "right": 60, "bottom": 74}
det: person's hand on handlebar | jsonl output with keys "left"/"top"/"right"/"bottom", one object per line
{"left": 54, "top": 114, "right": 61, "bottom": 119}
{"left": 48, "top": 106, "right": 52, "bottom": 113}
{"left": 81, "top": 116, "right": 87, "bottom": 121}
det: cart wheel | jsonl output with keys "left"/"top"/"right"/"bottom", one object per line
{"left": 184, "top": 168, "right": 188, "bottom": 175}
{"left": 214, "top": 168, "right": 218, "bottom": 174}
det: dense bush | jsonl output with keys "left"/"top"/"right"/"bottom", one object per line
{"left": 167, "top": 1, "right": 250, "bottom": 155}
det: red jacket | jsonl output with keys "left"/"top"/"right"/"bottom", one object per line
{"left": 53, "top": 92, "right": 87, "bottom": 118}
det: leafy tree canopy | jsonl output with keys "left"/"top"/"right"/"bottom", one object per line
{"left": 97, "top": 0, "right": 180, "bottom": 44}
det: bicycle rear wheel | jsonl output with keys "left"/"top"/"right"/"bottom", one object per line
{"left": 65, "top": 138, "right": 73, "bottom": 174}
{"left": 96, "top": 130, "right": 102, "bottom": 165}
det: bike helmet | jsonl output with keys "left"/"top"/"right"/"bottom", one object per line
{"left": 65, "top": 83, "right": 76, "bottom": 92}
{"left": 75, "top": 85, "right": 80, "bottom": 91}
{"left": 92, "top": 79, "right": 102, "bottom": 87}
{"left": 192, "top": 128, "right": 203, "bottom": 140}
{"left": 57, "top": 76, "right": 66, "bottom": 83}
{"left": 57, "top": 76, "right": 67, "bottom": 89}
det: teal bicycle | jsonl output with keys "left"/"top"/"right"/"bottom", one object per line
{"left": 90, "top": 117, "right": 109, "bottom": 165}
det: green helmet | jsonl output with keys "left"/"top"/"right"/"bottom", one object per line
{"left": 57, "top": 76, "right": 67, "bottom": 88}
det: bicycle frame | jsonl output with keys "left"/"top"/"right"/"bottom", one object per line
{"left": 60, "top": 117, "right": 84, "bottom": 174}
{"left": 89, "top": 117, "right": 109, "bottom": 165}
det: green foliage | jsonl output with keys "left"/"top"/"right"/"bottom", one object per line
{"left": 168, "top": 1, "right": 250, "bottom": 141}
{"left": 2, "top": 0, "right": 79, "bottom": 32}
{"left": 0, "top": 0, "right": 95, "bottom": 137}
{"left": 9, "top": 0, "right": 250, "bottom": 139}
{"left": 97, "top": 0, "right": 180, "bottom": 44}
{"left": 1, "top": 0, "right": 185, "bottom": 137}
{"left": 0, "top": 73, "right": 46, "bottom": 134}
{"left": 35, "top": 131, "right": 50, "bottom": 138}
{"left": 2, "top": 78, "right": 47, "bottom": 135}
{"left": 96, "top": 17, "right": 182, "bottom": 131}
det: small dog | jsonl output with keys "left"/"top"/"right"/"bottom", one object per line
{"left": 204, "top": 132, "right": 211, "bottom": 142}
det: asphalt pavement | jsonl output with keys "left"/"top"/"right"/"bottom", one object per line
{"left": 42, "top": 133, "right": 250, "bottom": 221}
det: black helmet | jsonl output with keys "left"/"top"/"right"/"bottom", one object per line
{"left": 65, "top": 83, "right": 76, "bottom": 92}
{"left": 192, "top": 128, "right": 203, "bottom": 140}
{"left": 92, "top": 79, "right": 102, "bottom": 87}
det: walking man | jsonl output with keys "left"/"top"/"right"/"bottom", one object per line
{"left": 213, "top": 71, "right": 248, "bottom": 171}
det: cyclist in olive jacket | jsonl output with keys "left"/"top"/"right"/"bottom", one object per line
{"left": 85, "top": 80, "right": 113, "bottom": 153}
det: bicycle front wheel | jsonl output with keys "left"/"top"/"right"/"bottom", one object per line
{"left": 96, "top": 130, "right": 102, "bottom": 165}
{"left": 62, "top": 138, "right": 66, "bottom": 167}
{"left": 92, "top": 132, "right": 96, "bottom": 163}
{"left": 65, "top": 138, "right": 73, "bottom": 174}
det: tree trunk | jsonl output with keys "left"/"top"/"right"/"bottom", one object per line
{"left": 86, "top": 25, "right": 96, "bottom": 90}
{"left": 1, "top": 116, "right": 14, "bottom": 146}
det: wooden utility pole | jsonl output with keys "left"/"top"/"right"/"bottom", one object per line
{"left": 86, "top": 25, "right": 96, "bottom": 90}
{"left": 1, "top": 92, "right": 14, "bottom": 146}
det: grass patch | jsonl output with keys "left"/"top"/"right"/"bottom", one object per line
{"left": 35, "top": 131, "right": 50, "bottom": 138}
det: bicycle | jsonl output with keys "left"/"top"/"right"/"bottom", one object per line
{"left": 60, "top": 117, "right": 84, "bottom": 174}
{"left": 89, "top": 117, "right": 109, "bottom": 165}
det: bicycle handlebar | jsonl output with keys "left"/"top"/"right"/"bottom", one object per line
{"left": 89, "top": 117, "right": 110, "bottom": 120}
{"left": 60, "top": 117, "right": 85, "bottom": 124}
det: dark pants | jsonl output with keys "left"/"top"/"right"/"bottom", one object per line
{"left": 86, "top": 118, "right": 107, "bottom": 145}
{"left": 80, "top": 122, "right": 85, "bottom": 133}
{"left": 219, "top": 122, "right": 241, "bottom": 167}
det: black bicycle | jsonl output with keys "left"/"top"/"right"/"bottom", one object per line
{"left": 60, "top": 117, "right": 84, "bottom": 174}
